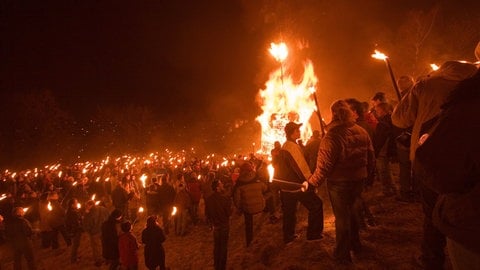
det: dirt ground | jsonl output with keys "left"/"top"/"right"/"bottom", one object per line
{"left": 0, "top": 165, "right": 453, "bottom": 270}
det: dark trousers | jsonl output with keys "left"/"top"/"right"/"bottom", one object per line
{"left": 70, "top": 232, "right": 82, "bottom": 262}
{"left": 189, "top": 203, "right": 200, "bottom": 225}
{"left": 13, "top": 242, "right": 36, "bottom": 270}
{"left": 243, "top": 213, "right": 253, "bottom": 247}
{"left": 353, "top": 189, "right": 375, "bottom": 228}
{"left": 327, "top": 180, "right": 363, "bottom": 262}
{"left": 280, "top": 190, "right": 323, "bottom": 243}
{"left": 213, "top": 227, "right": 229, "bottom": 270}
{"left": 418, "top": 180, "right": 446, "bottom": 269}
{"left": 158, "top": 206, "right": 171, "bottom": 234}
{"left": 397, "top": 145, "right": 416, "bottom": 198}
{"left": 51, "top": 225, "right": 71, "bottom": 249}
{"left": 107, "top": 259, "right": 120, "bottom": 270}
{"left": 146, "top": 247, "right": 166, "bottom": 270}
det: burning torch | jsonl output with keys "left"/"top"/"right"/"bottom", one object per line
{"left": 371, "top": 50, "right": 401, "bottom": 101}
{"left": 309, "top": 87, "right": 326, "bottom": 137}
{"left": 269, "top": 42, "right": 288, "bottom": 89}
{"left": 268, "top": 164, "right": 308, "bottom": 191}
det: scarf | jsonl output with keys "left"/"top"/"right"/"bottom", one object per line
{"left": 282, "top": 140, "right": 312, "bottom": 180}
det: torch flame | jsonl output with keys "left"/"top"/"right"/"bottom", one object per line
{"left": 23, "top": 207, "right": 29, "bottom": 213}
{"left": 171, "top": 206, "right": 177, "bottom": 216}
{"left": 371, "top": 50, "right": 388, "bottom": 60}
{"left": 267, "top": 164, "right": 274, "bottom": 183}
{"left": 77, "top": 203, "right": 81, "bottom": 209}
{"left": 140, "top": 174, "right": 147, "bottom": 188}
{"left": 47, "top": 201, "right": 52, "bottom": 211}
{"left": 269, "top": 42, "right": 288, "bottom": 62}
{"left": 138, "top": 206, "right": 144, "bottom": 213}
{"left": 430, "top": 63, "right": 440, "bottom": 71}
{"left": 91, "top": 194, "right": 96, "bottom": 201}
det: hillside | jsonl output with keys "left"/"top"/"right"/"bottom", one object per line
{"left": 1, "top": 167, "right": 451, "bottom": 270}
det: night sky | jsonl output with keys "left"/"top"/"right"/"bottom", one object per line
{"left": 2, "top": 0, "right": 479, "bottom": 123}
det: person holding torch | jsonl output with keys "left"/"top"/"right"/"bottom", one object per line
{"left": 391, "top": 59, "right": 477, "bottom": 269}
{"left": 307, "top": 100, "right": 376, "bottom": 266}
{"left": 273, "top": 122, "right": 324, "bottom": 244}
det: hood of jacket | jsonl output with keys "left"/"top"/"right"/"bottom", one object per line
{"left": 236, "top": 171, "right": 256, "bottom": 184}
{"left": 429, "top": 61, "right": 477, "bottom": 81}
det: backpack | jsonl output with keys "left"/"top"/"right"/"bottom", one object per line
{"left": 235, "top": 181, "right": 266, "bottom": 215}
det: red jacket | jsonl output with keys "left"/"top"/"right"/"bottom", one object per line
{"left": 118, "top": 232, "right": 138, "bottom": 267}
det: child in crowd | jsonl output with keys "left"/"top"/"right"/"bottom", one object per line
{"left": 118, "top": 221, "right": 139, "bottom": 270}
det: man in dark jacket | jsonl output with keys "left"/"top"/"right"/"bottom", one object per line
{"left": 392, "top": 60, "right": 477, "bottom": 269}
{"left": 142, "top": 215, "right": 167, "bottom": 270}
{"left": 373, "top": 102, "right": 398, "bottom": 196}
{"left": 308, "top": 100, "right": 375, "bottom": 265}
{"left": 111, "top": 182, "right": 130, "bottom": 218}
{"left": 101, "top": 209, "right": 123, "bottom": 270}
{"left": 5, "top": 207, "right": 37, "bottom": 270}
{"left": 157, "top": 175, "right": 176, "bottom": 234}
{"left": 304, "top": 130, "right": 321, "bottom": 172}
{"left": 274, "top": 122, "right": 323, "bottom": 244}
{"left": 416, "top": 69, "right": 480, "bottom": 269}
{"left": 65, "top": 198, "right": 83, "bottom": 263}
{"left": 205, "top": 180, "right": 232, "bottom": 270}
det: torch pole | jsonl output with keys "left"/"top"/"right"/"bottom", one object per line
{"left": 270, "top": 178, "right": 308, "bottom": 192}
{"left": 312, "top": 92, "right": 326, "bottom": 137}
{"left": 385, "top": 58, "right": 402, "bottom": 101}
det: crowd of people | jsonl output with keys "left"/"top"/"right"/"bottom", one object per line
{"left": 0, "top": 152, "right": 272, "bottom": 270}
{"left": 0, "top": 42, "right": 479, "bottom": 270}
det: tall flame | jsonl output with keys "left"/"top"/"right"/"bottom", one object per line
{"left": 256, "top": 59, "right": 318, "bottom": 153}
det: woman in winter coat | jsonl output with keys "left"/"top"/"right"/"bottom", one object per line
{"left": 233, "top": 162, "right": 267, "bottom": 247}
{"left": 142, "top": 215, "right": 167, "bottom": 270}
